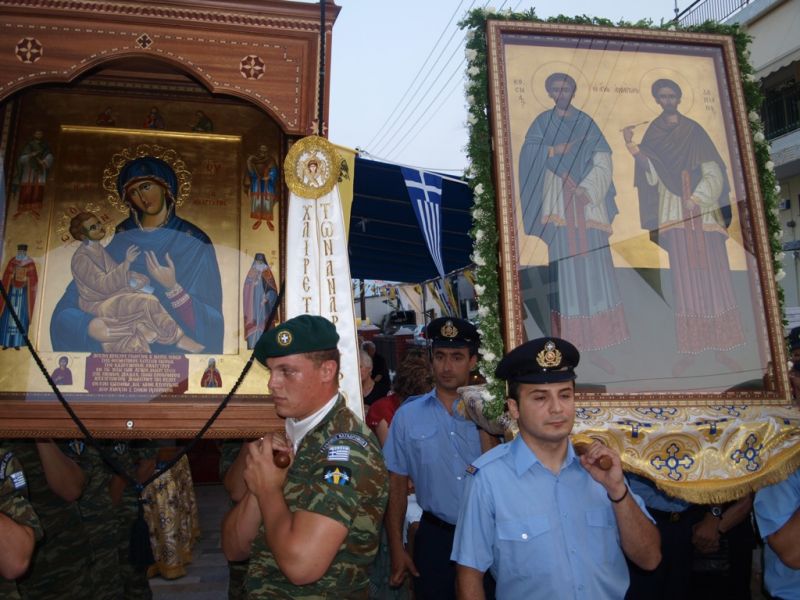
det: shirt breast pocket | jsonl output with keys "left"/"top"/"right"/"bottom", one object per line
{"left": 408, "top": 422, "right": 438, "bottom": 465}
{"left": 585, "top": 507, "right": 619, "bottom": 565}
{"left": 496, "top": 515, "right": 553, "bottom": 576}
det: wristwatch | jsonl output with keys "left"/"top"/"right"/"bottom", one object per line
{"left": 710, "top": 506, "right": 723, "bottom": 518}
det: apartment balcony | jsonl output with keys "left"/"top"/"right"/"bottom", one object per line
{"left": 677, "top": 0, "right": 751, "bottom": 25}
{"left": 763, "top": 81, "right": 800, "bottom": 141}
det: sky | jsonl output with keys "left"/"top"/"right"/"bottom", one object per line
{"left": 327, "top": 0, "right": 680, "bottom": 173}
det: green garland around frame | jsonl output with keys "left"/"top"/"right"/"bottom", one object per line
{"left": 459, "top": 9, "right": 783, "bottom": 421}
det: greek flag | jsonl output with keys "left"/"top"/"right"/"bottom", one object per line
{"left": 400, "top": 167, "right": 446, "bottom": 279}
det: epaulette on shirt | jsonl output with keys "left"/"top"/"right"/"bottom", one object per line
{"left": 471, "top": 441, "right": 512, "bottom": 472}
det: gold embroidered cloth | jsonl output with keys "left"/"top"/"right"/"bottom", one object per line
{"left": 458, "top": 385, "right": 800, "bottom": 503}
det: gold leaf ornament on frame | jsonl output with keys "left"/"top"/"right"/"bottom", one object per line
{"left": 102, "top": 144, "right": 192, "bottom": 213}
{"left": 284, "top": 136, "right": 339, "bottom": 200}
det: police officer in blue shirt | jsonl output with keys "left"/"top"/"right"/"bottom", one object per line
{"left": 384, "top": 317, "right": 496, "bottom": 599}
{"left": 451, "top": 337, "right": 661, "bottom": 599}
{"left": 754, "top": 466, "right": 800, "bottom": 600}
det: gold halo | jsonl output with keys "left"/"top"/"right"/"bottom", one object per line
{"left": 56, "top": 202, "right": 108, "bottom": 246}
{"left": 638, "top": 68, "right": 695, "bottom": 117}
{"left": 102, "top": 144, "right": 192, "bottom": 214}
{"left": 530, "top": 62, "right": 590, "bottom": 112}
{"left": 284, "top": 136, "right": 339, "bottom": 200}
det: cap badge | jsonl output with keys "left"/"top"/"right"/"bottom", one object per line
{"left": 536, "top": 340, "right": 562, "bottom": 368}
{"left": 441, "top": 320, "right": 459, "bottom": 338}
{"left": 277, "top": 330, "right": 293, "bottom": 347}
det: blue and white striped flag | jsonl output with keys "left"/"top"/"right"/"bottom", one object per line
{"left": 400, "top": 167, "right": 446, "bottom": 279}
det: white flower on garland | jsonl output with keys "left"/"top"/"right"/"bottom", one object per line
{"left": 472, "top": 252, "right": 486, "bottom": 266}
{"left": 776, "top": 228, "right": 785, "bottom": 239}
{"left": 776, "top": 268, "right": 786, "bottom": 282}
{"left": 766, "top": 161, "right": 775, "bottom": 172}
{"left": 754, "top": 131, "right": 765, "bottom": 143}
{"left": 776, "top": 252, "right": 786, "bottom": 261}
{"left": 466, "top": 95, "right": 475, "bottom": 106}
{"left": 484, "top": 5, "right": 498, "bottom": 14}
{"left": 466, "top": 30, "right": 475, "bottom": 41}
{"left": 472, "top": 207, "right": 484, "bottom": 219}
{"left": 772, "top": 207, "right": 781, "bottom": 217}
{"left": 668, "top": 25, "right": 676, "bottom": 31}
{"left": 746, "top": 73, "right": 757, "bottom": 82}
{"left": 474, "top": 283, "right": 486, "bottom": 296}
{"left": 480, "top": 388, "right": 493, "bottom": 401}
{"left": 475, "top": 229, "right": 485, "bottom": 242}
{"left": 477, "top": 305, "right": 489, "bottom": 318}
{"left": 467, "top": 113, "right": 478, "bottom": 125}
{"left": 775, "top": 184, "right": 782, "bottom": 194}
{"left": 483, "top": 351, "right": 497, "bottom": 362}
{"left": 465, "top": 48, "right": 477, "bottom": 62}
{"left": 474, "top": 183, "right": 484, "bottom": 196}
{"left": 468, "top": 66, "right": 480, "bottom": 77}
{"left": 749, "top": 110, "right": 761, "bottom": 123}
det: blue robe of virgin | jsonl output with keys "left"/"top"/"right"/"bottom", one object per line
{"left": 50, "top": 158, "right": 224, "bottom": 353}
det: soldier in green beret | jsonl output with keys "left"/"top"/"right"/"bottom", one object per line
{"left": 221, "top": 314, "right": 388, "bottom": 599}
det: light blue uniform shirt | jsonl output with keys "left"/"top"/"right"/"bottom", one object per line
{"left": 754, "top": 468, "right": 800, "bottom": 600}
{"left": 383, "top": 390, "right": 482, "bottom": 525}
{"left": 628, "top": 473, "right": 691, "bottom": 513}
{"left": 451, "top": 436, "right": 652, "bottom": 600}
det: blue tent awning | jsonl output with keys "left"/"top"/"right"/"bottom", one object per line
{"left": 348, "top": 156, "right": 473, "bottom": 282}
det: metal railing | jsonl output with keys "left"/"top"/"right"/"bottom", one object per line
{"left": 762, "top": 83, "right": 800, "bottom": 140}
{"left": 677, "top": 0, "right": 750, "bottom": 25}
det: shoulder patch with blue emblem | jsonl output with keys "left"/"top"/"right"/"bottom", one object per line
{"left": 323, "top": 465, "right": 352, "bottom": 486}
{"left": 465, "top": 464, "right": 479, "bottom": 476}
{"left": 68, "top": 439, "right": 85, "bottom": 456}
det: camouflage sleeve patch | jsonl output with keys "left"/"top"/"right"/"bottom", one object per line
{"left": 0, "top": 452, "right": 42, "bottom": 541}
{"left": 298, "top": 432, "right": 382, "bottom": 527}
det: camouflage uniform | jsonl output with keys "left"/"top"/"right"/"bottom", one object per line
{"left": 0, "top": 445, "right": 43, "bottom": 600}
{"left": 61, "top": 440, "right": 123, "bottom": 600}
{"left": 219, "top": 440, "right": 248, "bottom": 600}
{"left": 9, "top": 440, "right": 92, "bottom": 600}
{"left": 245, "top": 396, "right": 388, "bottom": 599}
{"left": 111, "top": 440, "right": 156, "bottom": 600}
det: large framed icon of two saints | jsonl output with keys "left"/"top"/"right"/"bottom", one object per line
{"left": 486, "top": 22, "right": 788, "bottom": 404}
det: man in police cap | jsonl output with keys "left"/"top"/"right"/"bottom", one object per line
{"left": 451, "top": 337, "right": 661, "bottom": 599}
{"left": 384, "top": 317, "right": 497, "bottom": 599}
{"left": 221, "top": 314, "right": 388, "bottom": 598}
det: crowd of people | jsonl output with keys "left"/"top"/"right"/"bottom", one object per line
{"left": 213, "top": 314, "right": 799, "bottom": 600}
{"left": 0, "top": 438, "right": 158, "bottom": 599}
{"left": 3, "top": 314, "right": 799, "bottom": 599}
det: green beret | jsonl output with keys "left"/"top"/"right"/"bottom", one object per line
{"left": 253, "top": 314, "right": 339, "bottom": 364}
